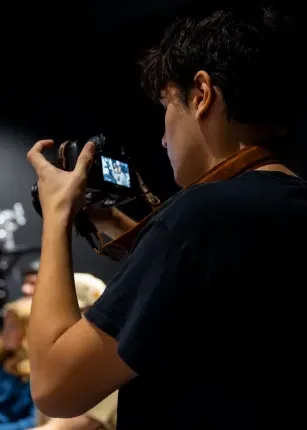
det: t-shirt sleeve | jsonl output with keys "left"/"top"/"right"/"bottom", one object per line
{"left": 85, "top": 220, "right": 189, "bottom": 375}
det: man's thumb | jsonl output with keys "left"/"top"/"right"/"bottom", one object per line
{"left": 75, "top": 142, "right": 95, "bottom": 175}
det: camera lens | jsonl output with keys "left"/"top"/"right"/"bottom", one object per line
{"left": 87, "top": 134, "right": 105, "bottom": 152}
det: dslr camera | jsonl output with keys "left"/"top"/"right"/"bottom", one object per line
{"left": 31, "top": 134, "right": 160, "bottom": 257}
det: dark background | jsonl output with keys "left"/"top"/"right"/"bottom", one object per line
{"left": 0, "top": 0, "right": 306, "bottom": 298}
{"left": 0, "top": 0, "right": 191, "bottom": 298}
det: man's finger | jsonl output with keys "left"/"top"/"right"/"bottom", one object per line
{"left": 74, "top": 142, "right": 95, "bottom": 176}
{"left": 27, "top": 140, "right": 54, "bottom": 172}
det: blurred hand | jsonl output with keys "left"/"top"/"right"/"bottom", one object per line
{"left": 27, "top": 140, "right": 95, "bottom": 222}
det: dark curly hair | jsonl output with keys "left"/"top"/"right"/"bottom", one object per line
{"left": 140, "top": 5, "right": 301, "bottom": 124}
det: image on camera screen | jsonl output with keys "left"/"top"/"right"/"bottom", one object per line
{"left": 101, "top": 156, "right": 131, "bottom": 188}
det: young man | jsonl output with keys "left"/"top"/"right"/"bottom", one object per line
{"left": 27, "top": 6, "right": 305, "bottom": 429}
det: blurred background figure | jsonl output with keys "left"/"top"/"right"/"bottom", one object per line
{"left": 0, "top": 264, "right": 117, "bottom": 430}
{"left": 20, "top": 260, "right": 40, "bottom": 297}
{"left": 0, "top": 296, "right": 34, "bottom": 430}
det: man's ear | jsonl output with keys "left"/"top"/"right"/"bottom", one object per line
{"left": 191, "top": 71, "right": 214, "bottom": 120}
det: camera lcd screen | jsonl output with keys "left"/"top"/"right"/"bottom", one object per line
{"left": 101, "top": 156, "right": 131, "bottom": 188}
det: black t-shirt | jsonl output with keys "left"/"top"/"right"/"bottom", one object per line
{"left": 85, "top": 171, "right": 306, "bottom": 429}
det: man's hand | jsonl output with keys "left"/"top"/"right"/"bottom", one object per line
{"left": 27, "top": 139, "right": 95, "bottom": 222}
{"left": 86, "top": 205, "right": 137, "bottom": 240}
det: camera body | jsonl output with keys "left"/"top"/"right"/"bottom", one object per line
{"left": 31, "top": 133, "right": 160, "bottom": 257}
{"left": 61, "top": 134, "right": 139, "bottom": 207}
{"left": 32, "top": 134, "right": 140, "bottom": 216}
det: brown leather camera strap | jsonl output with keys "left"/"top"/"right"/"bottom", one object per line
{"left": 58, "top": 140, "right": 71, "bottom": 170}
{"left": 97, "top": 145, "right": 277, "bottom": 256}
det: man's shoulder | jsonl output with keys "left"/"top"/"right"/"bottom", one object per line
{"left": 155, "top": 173, "right": 252, "bottom": 222}
{"left": 154, "top": 171, "right": 307, "bottom": 232}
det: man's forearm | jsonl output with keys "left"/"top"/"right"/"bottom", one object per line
{"left": 99, "top": 208, "right": 137, "bottom": 240}
{"left": 107, "top": 208, "right": 137, "bottom": 239}
{"left": 29, "top": 216, "right": 80, "bottom": 372}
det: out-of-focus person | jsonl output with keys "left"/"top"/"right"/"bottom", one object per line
{"left": 0, "top": 269, "right": 117, "bottom": 430}
{"left": 0, "top": 296, "right": 35, "bottom": 430}
{"left": 20, "top": 260, "right": 40, "bottom": 297}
